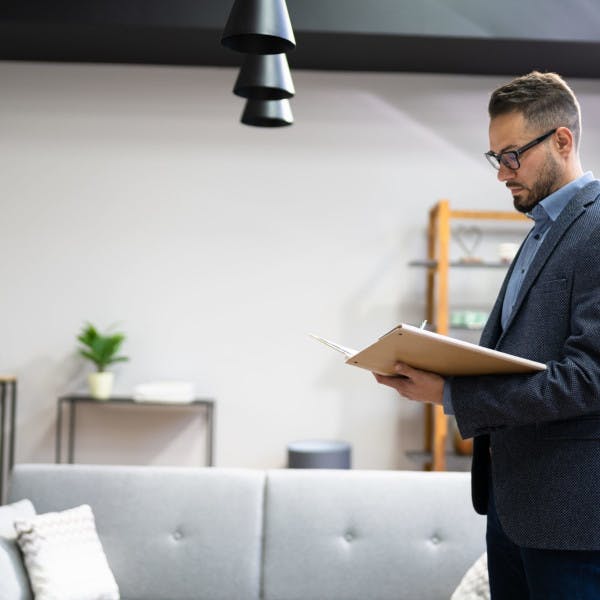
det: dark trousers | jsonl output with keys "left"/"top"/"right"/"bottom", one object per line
{"left": 486, "top": 482, "right": 600, "bottom": 599}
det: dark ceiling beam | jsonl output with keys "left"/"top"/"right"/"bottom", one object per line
{"left": 1, "top": 0, "right": 600, "bottom": 78}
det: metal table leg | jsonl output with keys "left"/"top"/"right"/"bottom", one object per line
{"left": 206, "top": 403, "right": 215, "bottom": 467}
{"left": 68, "top": 400, "right": 76, "bottom": 464}
{"left": 55, "top": 397, "right": 63, "bottom": 463}
{"left": 0, "top": 382, "right": 6, "bottom": 504}
{"left": 9, "top": 380, "right": 17, "bottom": 471}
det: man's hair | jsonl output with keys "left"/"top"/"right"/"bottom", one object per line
{"left": 488, "top": 71, "right": 581, "bottom": 149}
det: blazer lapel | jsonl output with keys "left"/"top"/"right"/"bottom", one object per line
{"left": 498, "top": 180, "right": 600, "bottom": 340}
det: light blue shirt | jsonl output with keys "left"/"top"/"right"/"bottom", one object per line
{"left": 443, "top": 171, "right": 595, "bottom": 416}
{"left": 501, "top": 171, "right": 594, "bottom": 329}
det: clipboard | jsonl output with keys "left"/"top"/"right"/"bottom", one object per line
{"left": 311, "top": 323, "right": 546, "bottom": 376}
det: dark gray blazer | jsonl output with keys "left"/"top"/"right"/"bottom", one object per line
{"left": 452, "top": 179, "right": 600, "bottom": 550}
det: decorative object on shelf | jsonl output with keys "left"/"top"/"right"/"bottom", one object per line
{"left": 133, "top": 381, "right": 196, "bottom": 403}
{"left": 221, "top": 0, "right": 296, "bottom": 127}
{"left": 76, "top": 323, "right": 129, "bottom": 400}
{"left": 454, "top": 225, "right": 483, "bottom": 263}
{"left": 450, "top": 310, "right": 489, "bottom": 330}
{"left": 498, "top": 242, "right": 520, "bottom": 263}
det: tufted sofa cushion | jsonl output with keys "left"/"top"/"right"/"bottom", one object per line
{"left": 262, "top": 469, "right": 485, "bottom": 600}
{"left": 9, "top": 464, "right": 265, "bottom": 600}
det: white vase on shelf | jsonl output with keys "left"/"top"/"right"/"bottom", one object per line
{"left": 88, "top": 372, "right": 114, "bottom": 400}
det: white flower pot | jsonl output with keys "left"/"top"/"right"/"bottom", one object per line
{"left": 88, "top": 372, "right": 114, "bottom": 400}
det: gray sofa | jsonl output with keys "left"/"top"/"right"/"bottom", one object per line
{"left": 3, "top": 464, "right": 485, "bottom": 600}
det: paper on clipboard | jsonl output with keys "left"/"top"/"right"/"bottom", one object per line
{"left": 310, "top": 324, "right": 546, "bottom": 377}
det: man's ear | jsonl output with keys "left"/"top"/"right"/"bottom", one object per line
{"left": 555, "top": 127, "right": 575, "bottom": 155}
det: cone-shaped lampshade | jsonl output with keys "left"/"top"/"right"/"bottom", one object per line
{"left": 234, "top": 54, "right": 295, "bottom": 100}
{"left": 240, "top": 99, "right": 293, "bottom": 127}
{"left": 221, "top": 0, "right": 296, "bottom": 54}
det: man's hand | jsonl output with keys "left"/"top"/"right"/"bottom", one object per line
{"left": 374, "top": 362, "right": 444, "bottom": 405}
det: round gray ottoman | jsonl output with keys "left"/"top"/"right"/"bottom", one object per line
{"left": 287, "top": 440, "right": 352, "bottom": 469}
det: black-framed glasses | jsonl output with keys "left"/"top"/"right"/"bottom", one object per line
{"left": 484, "top": 128, "right": 557, "bottom": 170}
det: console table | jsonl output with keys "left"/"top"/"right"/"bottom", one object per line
{"left": 55, "top": 395, "right": 215, "bottom": 466}
{"left": 0, "top": 376, "right": 17, "bottom": 504}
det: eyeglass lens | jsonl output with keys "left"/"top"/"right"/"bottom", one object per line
{"left": 485, "top": 152, "right": 519, "bottom": 170}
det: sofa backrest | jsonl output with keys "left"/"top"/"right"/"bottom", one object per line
{"left": 6, "top": 465, "right": 486, "bottom": 600}
{"left": 262, "top": 469, "right": 485, "bottom": 600}
{"left": 8, "top": 464, "right": 265, "bottom": 600}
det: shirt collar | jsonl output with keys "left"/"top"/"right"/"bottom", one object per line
{"left": 535, "top": 171, "right": 595, "bottom": 222}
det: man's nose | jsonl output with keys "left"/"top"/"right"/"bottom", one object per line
{"left": 497, "top": 162, "right": 517, "bottom": 182}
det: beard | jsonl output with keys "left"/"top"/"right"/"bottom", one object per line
{"left": 510, "top": 151, "right": 562, "bottom": 213}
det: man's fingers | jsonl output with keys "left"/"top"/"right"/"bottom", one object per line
{"left": 373, "top": 372, "right": 412, "bottom": 397}
{"left": 373, "top": 373, "right": 399, "bottom": 385}
{"left": 394, "top": 362, "right": 416, "bottom": 377}
{"left": 375, "top": 364, "right": 444, "bottom": 406}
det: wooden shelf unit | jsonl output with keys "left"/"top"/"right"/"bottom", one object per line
{"left": 422, "top": 200, "right": 527, "bottom": 471}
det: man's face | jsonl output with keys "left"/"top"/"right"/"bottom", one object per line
{"left": 488, "top": 112, "right": 562, "bottom": 213}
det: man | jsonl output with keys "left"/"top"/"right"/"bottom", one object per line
{"left": 375, "top": 71, "right": 600, "bottom": 599}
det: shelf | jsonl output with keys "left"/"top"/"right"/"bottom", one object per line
{"left": 414, "top": 200, "right": 522, "bottom": 470}
{"left": 409, "top": 260, "right": 511, "bottom": 268}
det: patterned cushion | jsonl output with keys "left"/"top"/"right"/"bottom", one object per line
{"left": 451, "top": 552, "right": 489, "bottom": 600}
{"left": 14, "top": 504, "right": 119, "bottom": 600}
{"left": 0, "top": 499, "right": 36, "bottom": 600}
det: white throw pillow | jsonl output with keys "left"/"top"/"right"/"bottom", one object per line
{"left": 450, "top": 552, "right": 490, "bottom": 600}
{"left": 0, "top": 499, "right": 36, "bottom": 600}
{"left": 14, "top": 504, "right": 120, "bottom": 600}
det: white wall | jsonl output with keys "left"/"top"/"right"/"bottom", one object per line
{"left": 2, "top": 62, "right": 600, "bottom": 470}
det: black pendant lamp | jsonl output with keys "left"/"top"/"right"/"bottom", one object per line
{"left": 241, "top": 99, "right": 293, "bottom": 127}
{"left": 221, "top": 0, "right": 296, "bottom": 54}
{"left": 233, "top": 53, "right": 295, "bottom": 100}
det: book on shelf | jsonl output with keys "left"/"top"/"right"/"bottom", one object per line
{"left": 310, "top": 323, "right": 546, "bottom": 377}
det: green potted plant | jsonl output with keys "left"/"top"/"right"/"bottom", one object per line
{"left": 77, "top": 323, "right": 129, "bottom": 399}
